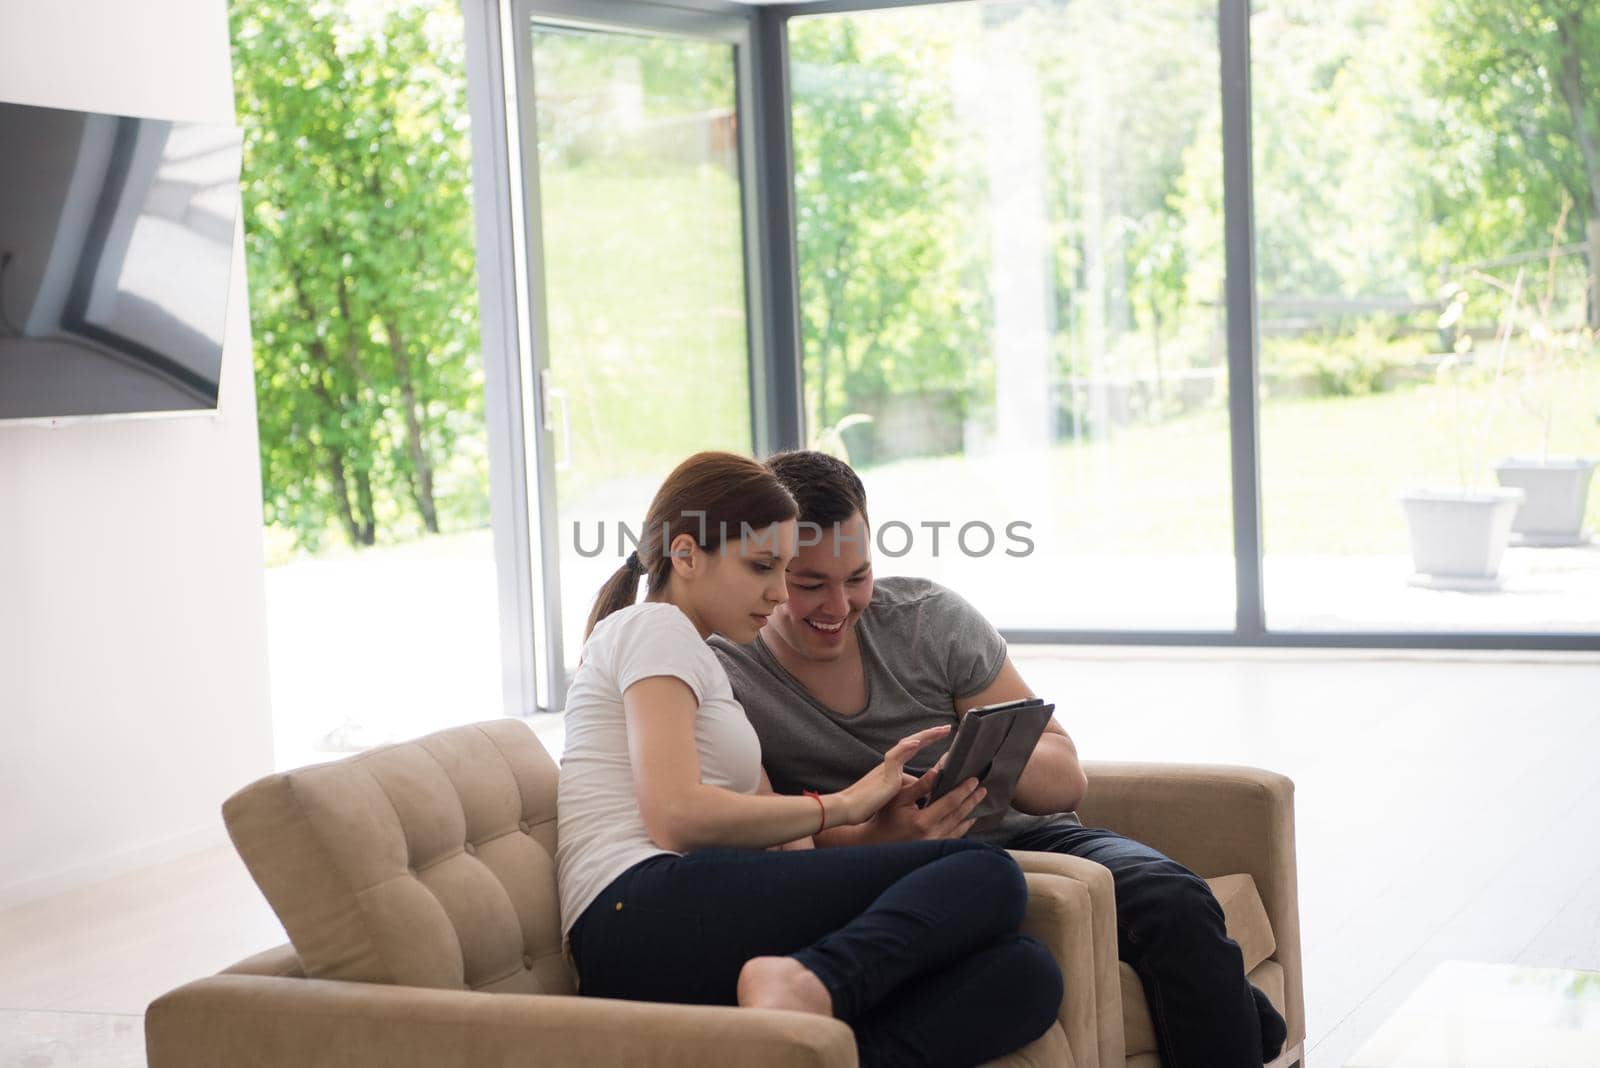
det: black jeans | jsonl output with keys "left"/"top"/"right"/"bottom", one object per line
{"left": 1004, "top": 823, "right": 1286, "bottom": 1068}
{"left": 569, "top": 838, "right": 1062, "bottom": 1068}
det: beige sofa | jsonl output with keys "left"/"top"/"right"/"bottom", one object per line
{"left": 1067, "top": 763, "right": 1306, "bottom": 1068}
{"left": 145, "top": 722, "right": 1301, "bottom": 1068}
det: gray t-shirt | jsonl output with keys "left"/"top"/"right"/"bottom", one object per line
{"left": 710, "top": 576, "right": 1078, "bottom": 844}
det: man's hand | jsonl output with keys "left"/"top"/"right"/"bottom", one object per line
{"left": 846, "top": 760, "right": 987, "bottom": 845}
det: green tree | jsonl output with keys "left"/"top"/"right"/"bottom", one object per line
{"left": 1173, "top": 0, "right": 1465, "bottom": 370}
{"left": 1427, "top": 0, "right": 1600, "bottom": 327}
{"left": 1227, "top": 1, "right": 1440, "bottom": 302}
{"left": 1037, "top": 0, "right": 1218, "bottom": 380}
{"left": 789, "top": 16, "right": 986, "bottom": 439}
{"left": 231, "top": 0, "right": 483, "bottom": 549}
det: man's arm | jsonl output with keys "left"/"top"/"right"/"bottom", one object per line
{"left": 955, "top": 657, "right": 1088, "bottom": 815}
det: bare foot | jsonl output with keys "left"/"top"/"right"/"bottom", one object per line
{"left": 736, "top": 956, "right": 834, "bottom": 1016}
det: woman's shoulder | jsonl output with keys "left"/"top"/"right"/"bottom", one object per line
{"left": 578, "top": 601, "right": 725, "bottom": 705}
{"left": 584, "top": 601, "right": 706, "bottom": 666}
{"left": 591, "top": 601, "right": 699, "bottom": 639}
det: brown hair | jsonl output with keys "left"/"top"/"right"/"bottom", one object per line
{"left": 764, "top": 450, "right": 870, "bottom": 528}
{"left": 585, "top": 451, "right": 799, "bottom": 638}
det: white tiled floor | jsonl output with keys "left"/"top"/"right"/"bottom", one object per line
{"left": 3, "top": 648, "right": 1599, "bottom": 1066}
{"left": 1, "top": 1009, "right": 145, "bottom": 1067}
{"left": 1345, "top": 962, "right": 1600, "bottom": 1067}
{"left": 0, "top": 847, "right": 283, "bottom": 1067}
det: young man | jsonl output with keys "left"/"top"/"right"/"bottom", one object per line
{"left": 710, "top": 450, "right": 1287, "bottom": 1068}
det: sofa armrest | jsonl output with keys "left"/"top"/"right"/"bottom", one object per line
{"left": 1074, "top": 762, "right": 1304, "bottom": 1050}
{"left": 146, "top": 974, "right": 858, "bottom": 1068}
{"left": 1010, "top": 866, "right": 1111, "bottom": 1068}
{"left": 1012, "top": 851, "right": 1121, "bottom": 1068}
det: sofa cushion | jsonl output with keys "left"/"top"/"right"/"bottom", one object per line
{"left": 1207, "top": 872, "right": 1277, "bottom": 970}
{"left": 1122, "top": 872, "right": 1277, "bottom": 1057}
{"left": 1247, "top": 959, "right": 1286, "bottom": 1022}
{"left": 223, "top": 720, "right": 572, "bottom": 996}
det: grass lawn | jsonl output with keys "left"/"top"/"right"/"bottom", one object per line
{"left": 1260, "top": 369, "right": 1599, "bottom": 555}
{"left": 538, "top": 163, "right": 754, "bottom": 503}
{"left": 853, "top": 366, "right": 1600, "bottom": 558}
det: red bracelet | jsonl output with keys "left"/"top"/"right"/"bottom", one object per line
{"left": 803, "top": 789, "right": 827, "bottom": 834}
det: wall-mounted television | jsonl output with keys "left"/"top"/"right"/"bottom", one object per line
{"left": 0, "top": 99, "right": 242, "bottom": 425}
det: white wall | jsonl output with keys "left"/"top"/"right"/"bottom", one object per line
{"left": 0, "top": 0, "right": 274, "bottom": 906}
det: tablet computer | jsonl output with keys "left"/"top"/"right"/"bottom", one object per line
{"left": 923, "top": 697, "right": 1055, "bottom": 833}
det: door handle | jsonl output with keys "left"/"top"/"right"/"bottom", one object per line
{"left": 539, "top": 369, "right": 572, "bottom": 472}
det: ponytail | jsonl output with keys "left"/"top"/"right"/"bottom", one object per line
{"left": 584, "top": 552, "right": 649, "bottom": 639}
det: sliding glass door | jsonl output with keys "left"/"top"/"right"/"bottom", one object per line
{"left": 516, "top": 3, "right": 763, "bottom": 701}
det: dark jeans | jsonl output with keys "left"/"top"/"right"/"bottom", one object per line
{"left": 569, "top": 838, "right": 1062, "bottom": 1068}
{"left": 1004, "top": 823, "right": 1286, "bottom": 1068}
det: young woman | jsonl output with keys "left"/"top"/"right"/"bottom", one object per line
{"left": 555, "top": 451, "right": 1062, "bottom": 1068}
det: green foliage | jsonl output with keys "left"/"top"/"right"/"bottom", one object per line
{"left": 1422, "top": 0, "right": 1599, "bottom": 285}
{"left": 1440, "top": 205, "right": 1600, "bottom": 462}
{"left": 789, "top": 15, "right": 987, "bottom": 435}
{"left": 1214, "top": 1, "right": 1439, "bottom": 304}
{"left": 1264, "top": 327, "right": 1429, "bottom": 398}
{"left": 532, "top": 30, "right": 735, "bottom": 167}
{"left": 231, "top": 0, "right": 486, "bottom": 551}
{"left": 1039, "top": 0, "right": 1218, "bottom": 380}
{"left": 529, "top": 29, "right": 753, "bottom": 501}
{"left": 789, "top": 2, "right": 1225, "bottom": 452}
{"left": 233, "top": 0, "right": 1600, "bottom": 558}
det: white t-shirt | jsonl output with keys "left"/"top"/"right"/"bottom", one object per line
{"left": 555, "top": 601, "right": 764, "bottom": 937}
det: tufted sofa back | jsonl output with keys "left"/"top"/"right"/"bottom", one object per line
{"left": 223, "top": 720, "right": 573, "bottom": 996}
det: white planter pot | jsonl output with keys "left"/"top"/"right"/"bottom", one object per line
{"left": 1493, "top": 457, "right": 1596, "bottom": 546}
{"left": 1399, "top": 488, "right": 1524, "bottom": 590}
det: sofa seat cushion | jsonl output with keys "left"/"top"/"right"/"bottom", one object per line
{"left": 1122, "top": 873, "right": 1277, "bottom": 1057}
{"left": 222, "top": 721, "right": 573, "bottom": 997}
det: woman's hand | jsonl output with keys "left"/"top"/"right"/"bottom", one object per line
{"left": 830, "top": 725, "right": 952, "bottom": 827}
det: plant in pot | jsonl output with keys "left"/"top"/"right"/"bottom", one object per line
{"left": 1492, "top": 200, "right": 1598, "bottom": 546}
{"left": 1398, "top": 275, "right": 1525, "bottom": 590}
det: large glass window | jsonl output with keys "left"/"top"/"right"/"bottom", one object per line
{"left": 1253, "top": 0, "right": 1600, "bottom": 632}
{"left": 457, "top": 0, "right": 1599, "bottom": 688}
{"left": 232, "top": 0, "right": 502, "bottom": 768}
{"left": 789, "top": 0, "right": 1233, "bottom": 630}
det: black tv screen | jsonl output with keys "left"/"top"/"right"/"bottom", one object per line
{"left": 0, "top": 99, "right": 242, "bottom": 424}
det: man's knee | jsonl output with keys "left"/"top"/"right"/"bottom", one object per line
{"left": 1122, "top": 866, "right": 1229, "bottom": 950}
